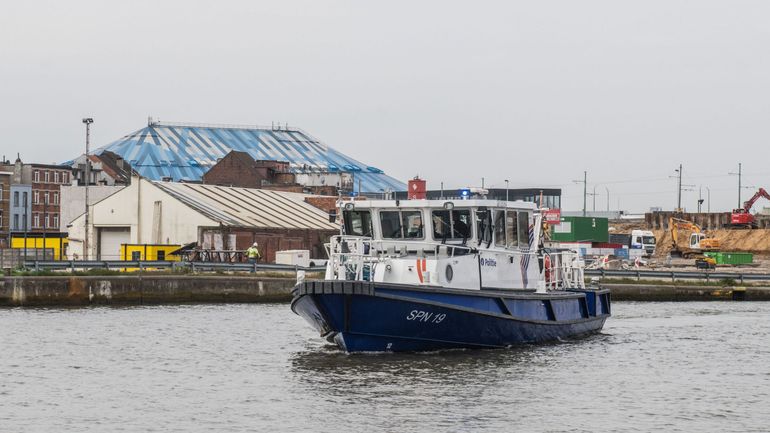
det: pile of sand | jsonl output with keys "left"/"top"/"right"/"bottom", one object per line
{"left": 653, "top": 228, "right": 770, "bottom": 256}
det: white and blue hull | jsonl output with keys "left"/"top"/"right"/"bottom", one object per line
{"left": 292, "top": 281, "right": 610, "bottom": 352}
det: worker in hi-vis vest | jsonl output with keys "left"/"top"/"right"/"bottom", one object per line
{"left": 247, "top": 242, "right": 261, "bottom": 265}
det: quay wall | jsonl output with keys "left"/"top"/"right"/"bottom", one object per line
{"left": 2, "top": 277, "right": 770, "bottom": 307}
{"left": 0, "top": 275, "right": 297, "bottom": 306}
{"left": 604, "top": 284, "right": 770, "bottom": 301}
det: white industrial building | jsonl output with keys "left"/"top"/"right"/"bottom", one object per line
{"left": 68, "top": 177, "right": 338, "bottom": 261}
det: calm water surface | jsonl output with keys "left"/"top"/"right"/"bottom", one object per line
{"left": 1, "top": 302, "right": 769, "bottom": 432}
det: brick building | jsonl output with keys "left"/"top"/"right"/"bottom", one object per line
{"left": 29, "top": 164, "right": 71, "bottom": 235}
{"left": 69, "top": 150, "right": 134, "bottom": 186}
{"left": 203, "top": 150, "right": 340, "bottom": 195}
{"left": 0, "top": 168, "right": 10, "bottom": 247}
{"left": 0, "top": 157, "right": 71, "bottom": 236}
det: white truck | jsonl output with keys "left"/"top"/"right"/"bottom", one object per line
{"left": 609, "top": 230, "right": 657, "bottom": 257}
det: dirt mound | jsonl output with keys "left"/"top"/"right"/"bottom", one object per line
{"left": 653, "top": 228, "right": 770, "bottom": 256}
{"left": 608, "top": 220, "right": 648, "bottom": 233}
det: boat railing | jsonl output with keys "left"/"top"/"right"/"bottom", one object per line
{"left": 543, "top": 250, "right": 585, "bottom": 291}
{"left": 327, "top": 236, "right": 585, "bottom": 290}
{"left": 326, "top": 235, "right": 481, "bottom": 281}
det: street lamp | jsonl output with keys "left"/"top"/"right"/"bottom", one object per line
{"left": 82, "top": 118, "right": 93, "bottom": 260}
{"left": 505, "top": 179, "right": 509, "bottom": 202}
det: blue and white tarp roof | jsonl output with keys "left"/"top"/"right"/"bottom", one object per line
{"left": 89, "top": 121, "right": 405, "bottom": 193}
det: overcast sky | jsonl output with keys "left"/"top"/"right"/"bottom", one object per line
{"left": 2, "top": 0, "right": 769, "bottom": 213}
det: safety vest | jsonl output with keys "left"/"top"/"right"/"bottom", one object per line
{"left": 247, "top": 247, "right": 261, "bottom": 259}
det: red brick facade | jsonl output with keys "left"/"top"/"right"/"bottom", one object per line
{"left": 200, "top": 226, "right": 337, "bottom": 263}
{"left": 30, "top": 164, "right": 70, "bottom": 234}
{"left": 203, "top": 151, "right": 297, "bottom": 188}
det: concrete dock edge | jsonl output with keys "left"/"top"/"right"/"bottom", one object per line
{"left": 0, "top": 275, "right": 297, "bottom": 307}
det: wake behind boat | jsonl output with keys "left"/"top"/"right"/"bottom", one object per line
{"left": 291, "top": 196, "right": 610, "bottom": 352}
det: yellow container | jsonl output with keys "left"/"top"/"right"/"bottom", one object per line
{"left": 11, "top": 235, "right": 69, "bottom": 260}
{"left": 120, "top": 244, "right": 182, "bottom": 261}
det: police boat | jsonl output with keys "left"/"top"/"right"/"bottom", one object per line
{"left": 291, "top": 197, "right": 610, "bottom": 352}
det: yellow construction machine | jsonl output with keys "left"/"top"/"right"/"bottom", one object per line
{"left": 668, "top": 217, "right": 721, "bottom": 258}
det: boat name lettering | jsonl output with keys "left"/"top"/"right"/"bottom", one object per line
{"left": 480, "top": 258, "right": 497, "bottom": 267}
{"left": 406, "top": 310, "right": 446, "bottom": 323}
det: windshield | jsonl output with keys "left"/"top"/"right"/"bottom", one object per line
{"left": 343, "top": 210, "right": 373, "bottom": 237}
{"left": 432, "top": 210, "right": 472, "bottom": 240}
{"left": 643, "top": 236, "right": 656, "bottom": 245}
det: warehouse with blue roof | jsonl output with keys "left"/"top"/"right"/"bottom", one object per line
{"left": 87, "top": 119, "right": 405, "bottom": 194}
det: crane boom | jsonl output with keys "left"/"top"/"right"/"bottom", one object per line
{"left": 731, "top": 187, "right": 770, "bottom": 228}
{"left": 742, "top": 188, "right": 770, "bottom": 212}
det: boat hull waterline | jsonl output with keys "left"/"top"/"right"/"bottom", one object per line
{"left": 291, "top": 281, "right": 611, "bottom": 352}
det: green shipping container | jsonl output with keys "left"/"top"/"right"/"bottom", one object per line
{"left": 703, "top": 252, "right": 753, "bottom": 265}
{"left": 550, "top": 216, "right": 608, "bottom": 242}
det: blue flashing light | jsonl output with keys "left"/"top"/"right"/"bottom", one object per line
{"left": 459, "top": 188, "right": 471, "bottom": 199}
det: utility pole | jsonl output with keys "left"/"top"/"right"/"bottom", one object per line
{"left": 706, "top": 187, "right": 711, "bottom": 213}
{"left": 605, "top": 187, "right": 609, "bottom": 212}
{"left": 729, "top": 163, "right": 743, "bottom": 208}
{"left": 82, "top": 118, "right": 93, "bottom": 260}
{"left": 698, "top": 186, "right": 705, "bottom": 213}
{"left": 677, "top": 164, "right": 682, "bottom": 211}
{"left": 573, "top": 171, "right": 587, "bottom": 216}
{"left": 670, "top": 164, "right": 683, "bottom": 211}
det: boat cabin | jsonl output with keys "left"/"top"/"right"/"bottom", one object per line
{"left": 340, "top": 199, "right": 536, "bottom": 251}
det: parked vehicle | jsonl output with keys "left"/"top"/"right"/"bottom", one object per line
{"left": 608, "top": 230, "right": 656, "bottom": 257}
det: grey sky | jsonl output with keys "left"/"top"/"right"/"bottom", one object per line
{"left": 1, "top": 0, "right": 769, "bottom": 213}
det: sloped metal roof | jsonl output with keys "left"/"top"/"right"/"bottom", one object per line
{"left": 91, "top": 121, "right": 405, "bottom": 193}
{"left": 153, "top": 181, "right": 339, "bottom": 231}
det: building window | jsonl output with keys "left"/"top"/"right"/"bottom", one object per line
{"left": 63, "top": 172, "right": 68, "bottom": 184}
{"left": 44, "top": 214, "right": 49, "bottom": 229}
{"left": 33, "top": 213, "right": 39, "bottom": 228}
{"left": 34, "top": 191, "right": 39, "bottom": 204}
{"left": 53, "top": 192, "right": 59, "bottom": 204}
{"left": 13, "top": 214, "right": 18, "bottom": 230}
{"left": 52, "top": 214, "right": 59, "bottom": 228}
{"left": 34, "top": 171, "right": 39, "bottom": 182}
{"left": 55, "top": 172, "right": 60, "bottom": 183}
{"left": 43, "top": 192, "right": 49, "bottom": 204}
{"left": 22, "top": 192, "right": 28, "bottom": 207}
{"left": 13, "top": 191, "right": 19, "bottom": 207}
{"left": 44, "top": 171, "right": 50, "bottom": 183}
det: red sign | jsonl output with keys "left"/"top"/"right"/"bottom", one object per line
{"left": 543, "top": 209, "right": 561, "bottom": 224}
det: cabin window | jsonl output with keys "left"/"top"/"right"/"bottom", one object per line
{"left": 380, "top": 211, "right": 402, "bottom": 238}
{"left": 476, "top": 209, "right": 492, "bottom": 245}
{"left": 518, "top": 211, "right": 530, "bottom": 247}
{"left": 380, "top": 210, "right": 423, "bottom": 239}
{"left": 432, "top": 209, "right": 471, "bottom": 240}
{"left": 403, "top": 211, "right": 424, "bottom": 238}
{"left": 493, "top": 210, "right": 510, "bottom": 247}
{"left": 506, "top": 211, "right": 518, "bottom": 248}
{"left": 343, "top": 210, "right": 373, "bottom": 237}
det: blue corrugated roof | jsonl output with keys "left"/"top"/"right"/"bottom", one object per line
{"left": 89, "top": 121, "right": 405, "bottom": 193}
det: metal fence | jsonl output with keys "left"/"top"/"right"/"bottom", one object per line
{"left": 16, "top": 260, "right": 326, "bottom": 273}
{"left": 9, "top": 260, "right": 770, "bottom": 283}
{"left": 585, "top": 269, "right": 770, "bottom": 283}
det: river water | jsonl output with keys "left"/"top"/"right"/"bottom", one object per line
{"left": 1, "top": 301, "right": 768, "bottom": 432}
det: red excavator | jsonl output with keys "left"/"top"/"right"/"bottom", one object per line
{"left": 730, "top": 188, "right": 770, "bottom": 228}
